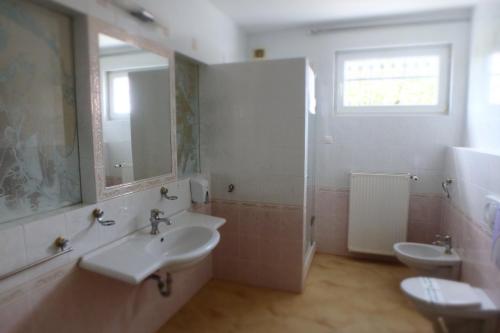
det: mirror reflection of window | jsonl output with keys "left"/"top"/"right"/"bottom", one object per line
{"left": 98, "top": 33, "right": 172, "bottom": 188}
{"left": 108, "top": 71, "right": 131, "bottom": 119}
{"left": 490, "top": 53, "right": 500, "bottom": 105}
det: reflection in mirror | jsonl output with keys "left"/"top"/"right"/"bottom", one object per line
{"left": 98, "top": 34, "right": 172, "bottom": 187}
{"left": 490, "top": 53, "right": 500, "bottom": 105}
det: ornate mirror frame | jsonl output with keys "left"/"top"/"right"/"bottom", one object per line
{"left": 75, "top": 17, "right": 177, "bottom": 203}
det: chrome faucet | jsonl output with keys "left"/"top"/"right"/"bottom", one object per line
{"left": 432, "top": 234, "right": 453, "bottom": 254}
{"left": 150, "top": 209, "right": 172, "bottom": 235}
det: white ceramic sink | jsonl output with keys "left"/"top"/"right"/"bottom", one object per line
{"left": 145, "top": 225, "right": 218, "bottom": 272}
{"left": 394, "top": 242, "right": 461, "bottom": 267}
{"left": 80, "top": 211, "right": 225, "bottom": 284}
{"left": 394, "top": 242, "right": 461, "bottom": 279}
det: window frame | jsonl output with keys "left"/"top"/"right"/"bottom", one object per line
{"left": 334, "top": 44, "right": 452, "bottom": 115}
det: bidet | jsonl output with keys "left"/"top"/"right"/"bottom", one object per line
{"left": 393, "top": 242, "right": 461, "bottom": 279}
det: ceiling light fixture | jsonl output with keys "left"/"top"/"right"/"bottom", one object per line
{"left": 129, "top": 8, "right": 155, "bottom": 23}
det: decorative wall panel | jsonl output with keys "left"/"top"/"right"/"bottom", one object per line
{"left": 175, "top": 54, "right": 200, "bottom": 178}
{"left": 0, "top": 0, "right": 81, "bottom": 223}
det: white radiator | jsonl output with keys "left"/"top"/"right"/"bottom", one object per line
{"left": 348, "top": 172, "right": 410, "bottom": 256}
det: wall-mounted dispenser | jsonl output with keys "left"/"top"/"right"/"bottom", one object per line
{"left": 190, "top": 176, "right": 209, "bottom": 204}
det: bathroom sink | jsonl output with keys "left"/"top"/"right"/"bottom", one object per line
{"left": 393, "top": 242, "right": 461, "bottom": 279}
{"left": 145, "top": 225, "right": 219, "bottom": 272}
{"left": 80, "top": 211, "right": 224, "bottom": 284}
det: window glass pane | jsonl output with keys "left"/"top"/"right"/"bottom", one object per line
{"left": 0, "top": 0, "right": 81, "bottom": 223}
{"left": 343, "top": 55, "right": 441, "bottom": 107}
{"left": 111, "top": 74, "right": 131, "bottom": 115}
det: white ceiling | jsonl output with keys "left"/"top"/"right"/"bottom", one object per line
{"left": 209, "top": 0, "right": 478, "bottom": 33}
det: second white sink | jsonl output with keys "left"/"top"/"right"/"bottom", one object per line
{"left": 394, "top": 242, "right": 461, "bottom": 279}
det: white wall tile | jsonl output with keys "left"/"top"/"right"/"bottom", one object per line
{"left": 0, "top": 179, "right": 192, "bottom": 293}
{"left": 0, "top": 226, "right": 26, "bottom": 277}
{"left": 200, "top": 59, "right": 307, "bottom": 206}
{"left": 247, "top": 20, "right": 470, "bottom": 198}
{"left": 446, "top": 147, "right": 500, "bottom": 231}
{"left": 64, "top": 205, "right": 102, "bottom": 259}
{"left": 23, "top": 215, "right": 67, "bottom": 263}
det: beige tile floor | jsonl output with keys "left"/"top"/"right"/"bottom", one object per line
{"left": 158, "top": 254, "right": 433, "bottom": 333}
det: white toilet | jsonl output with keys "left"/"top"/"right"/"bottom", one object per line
{"left": 401, "top": 277, "right": 500, "bottom": 333}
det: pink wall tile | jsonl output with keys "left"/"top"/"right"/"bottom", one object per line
{"left": 0, "top": 290, "right": 32, "bottom": 333}
{"left": 280, "top": 208, "right": 303, "bottom": 241}
{"left": 315, "top": 190, "right": 443, "bottom": 256}
{"left": 211, "top": 200, "right": 305, "bottom": 292}
{"left": 213, "top": 255, "right": 240, "bottom": 281}
{"left": 239, "top": 234, "right": 261, "bottom": 262}
{"left": 259, "top": 238, "right": 282, "bottom": 266}
{"left": 239, "top": 204, "right": 263, "bottom": 236}
{"left": 212, "top": 201, "right": 240, "bottom": 234}
{"left": 213, "top": 231, "right": 239, "bottom": 259}
{"left": 238, "top": 260, "right": 260, "bottom": 286}
{"left": 441, "top": 201, "right": 500, "bottom": 307}
{"left": 0, "top": 255, "right": 213, "bottom": 333}
{"left": 260, "top": 206, "right": 282, "bottom": 239}
{"left": 317, "top": 190, "right": 336, "bottom": 217}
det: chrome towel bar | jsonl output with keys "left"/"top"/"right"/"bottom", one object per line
{"left": 0, "top": 237, "right": 73, "bottom": 282}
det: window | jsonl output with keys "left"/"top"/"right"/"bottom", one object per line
{"left": 490, "top": 53, "right": 500, "bottom": 105}
{"left": 108, "top": 71, "right": 131, "bottom": 119}
{"left": 335, "top": 45, "right": 451, "bottom": 114}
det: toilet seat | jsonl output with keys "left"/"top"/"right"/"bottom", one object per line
{"left": 401, "top": 277, "right": 481, "bottom": 310}
{"left": 401, "top": 277, "right": 500, "bottom": 332}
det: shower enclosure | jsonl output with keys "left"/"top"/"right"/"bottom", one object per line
{"left": 200, "top": 58, "right": 316, "bottom": 291}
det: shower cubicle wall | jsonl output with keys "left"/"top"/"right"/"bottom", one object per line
{"left": 200, "top": 58, "right": 316, "bottom": 292}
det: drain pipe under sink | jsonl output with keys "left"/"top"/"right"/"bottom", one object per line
{"left": 147, "top": 272, "right": 173, "bottom": 297}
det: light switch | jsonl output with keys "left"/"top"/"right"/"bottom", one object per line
{"left": 323, "top": 135, "right": 334, "bottom": 144}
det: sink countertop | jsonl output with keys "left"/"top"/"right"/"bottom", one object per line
{"left": 79, "top": 211, "right": 225, "bottom": 284}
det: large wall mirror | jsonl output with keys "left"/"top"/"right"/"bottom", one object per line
{"left": 81, "top": 19, "right": 176, "bottom": 202}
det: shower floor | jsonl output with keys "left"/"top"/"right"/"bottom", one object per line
{"left": 157, "top": 254, "right": 432, "bottom": 333}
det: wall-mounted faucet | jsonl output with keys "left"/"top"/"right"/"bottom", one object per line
{"left": 92, "top": 208, "right": 115, "bottom": 226}
{"left": 150, "top": 209, "right": 173, "bottom": 235}
{"left": 432, "top": 234, "right": 453, "bottom": 254}
{"left": 160, "top": 186, "right": 178, "bottom": 200}
{"left": 442, "top": 179, "right": 453, "bottom": 199}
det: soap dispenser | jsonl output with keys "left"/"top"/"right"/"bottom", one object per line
{"left": 190, "top": 176, "right": 209, "bottom": 204}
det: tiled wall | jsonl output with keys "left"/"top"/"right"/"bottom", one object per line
{"left": 441, "top": 147, "right": 500, "bottom": 306}
{"left": 247, "top": 19, "right": 470, "bottom": 196}
{"left": 199, "top": 59, "right": 311, "bottom": 291}
{"left": 315, "top": 188, "right": 443, "bottom": 255}
{"left": 200, "top": 58, "right": 307, "bottom": 206}
{"left": 0, "top": 255, "right": 212, "bottom": 333}
{"left": 210, "top": 200, "right": 305, "bottom": 292}
{"left": 441, "top": 202, "right": 500, "bottom": 306}
{"left": 465, "top": 0, "right": 500, "bottom": 150}
{"left": 0, "top": 179, "right": 214, "bottom": 333}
